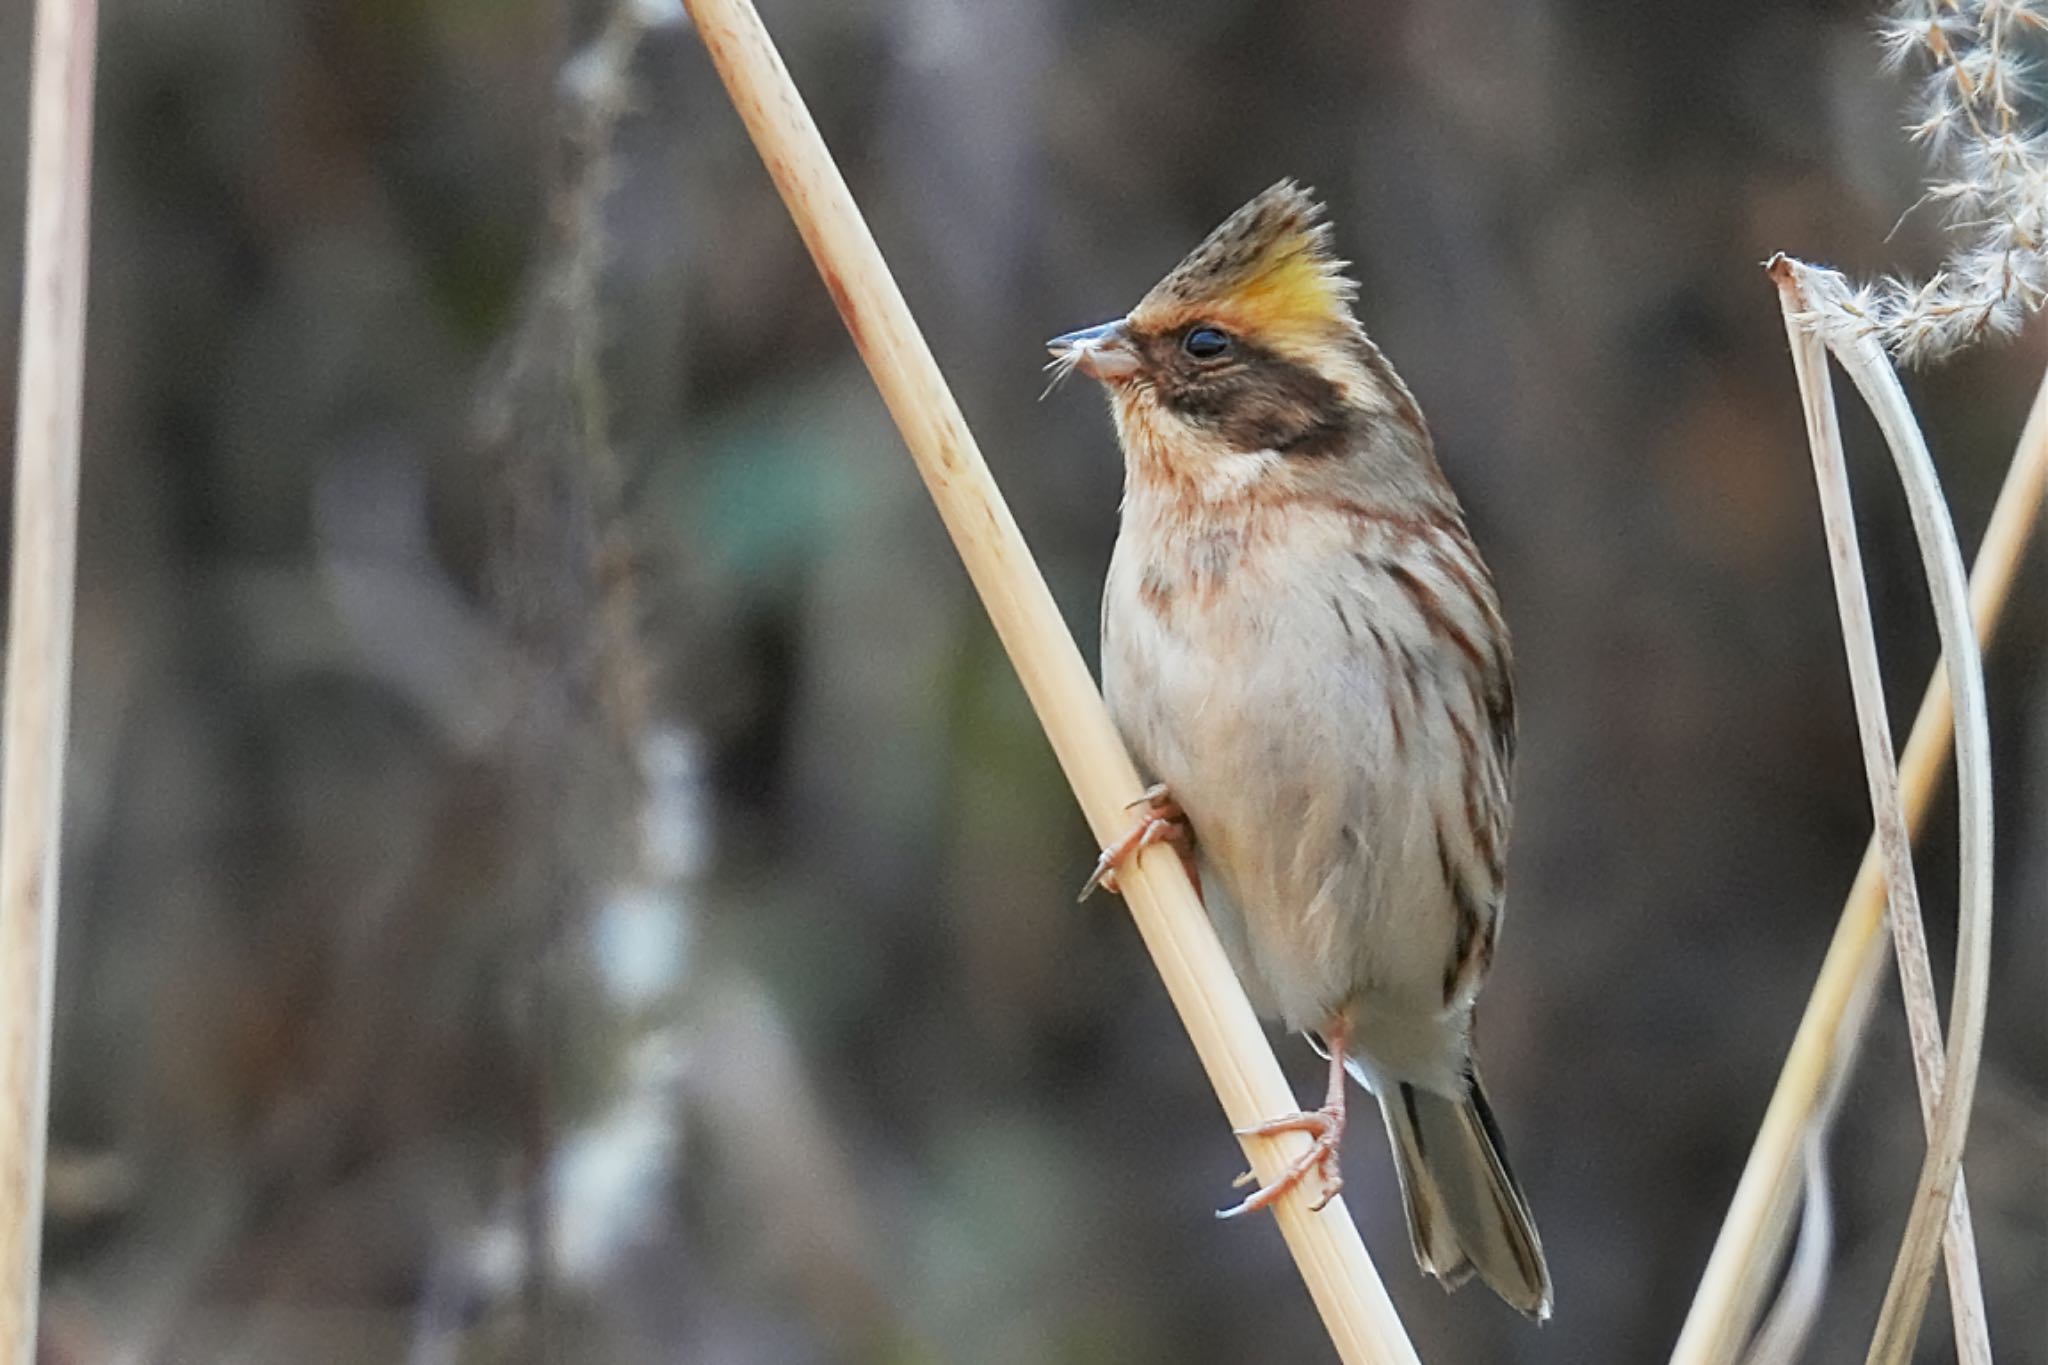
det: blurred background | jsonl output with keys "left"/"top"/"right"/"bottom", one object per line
{"left": 1, "top": 0, "right": 2043, "bottom": 1361}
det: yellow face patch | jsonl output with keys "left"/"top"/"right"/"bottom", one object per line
{"left": 1208, "top": 240, "right": 1353, "bottom": 347}
{"left": 1129, "top": 180, "right": 1359, "bottom": 353}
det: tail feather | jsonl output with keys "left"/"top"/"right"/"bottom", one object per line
{"left": 1377, "top": 1072, "right": 1552, "bottom": 1320}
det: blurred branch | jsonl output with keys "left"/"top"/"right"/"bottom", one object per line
{"left": 679, "top": 1, "right": 1421, "bottom": 1360}
{"left": 0, "top": 0, "right": 99, "bottom": 1357}
{"left": 474, "top": 0, "right": 680, "bottom": 1342}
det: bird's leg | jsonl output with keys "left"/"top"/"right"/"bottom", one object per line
{"left": 1077, "top": 783, "right": 1196, "bottom": 900}
{"left": 1217, "top": 1020, "right": 1350, "bottom": 1219}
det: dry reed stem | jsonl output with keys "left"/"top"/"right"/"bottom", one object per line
{"left": 1772, "top": 260, "right": 1991, "bottom": 1365}
{"left": 0, "top": 0, "right": 100, "bottom": 1357}
{"left": 679, "top": 2, "right": 1419, "bottom": 1359}
{"left": 1671, "top": 305, "right": 2046, "bottom": 1365}
{"left": 1816, "top": 276, "right": 1997, "bottom": 1365}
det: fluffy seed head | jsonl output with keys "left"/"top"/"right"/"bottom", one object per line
{"left": 1810, "top": 0, "right": 2048, "bottom": 361}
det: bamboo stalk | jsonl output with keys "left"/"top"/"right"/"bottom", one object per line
{"left": 1671, "top": 355, "right": 2048, "bottom": 1365}
{"left": 678, "top": 2, "right": 1419, "bottom": 1359}
{"left": 1, "top": 0, "right": 101, "bottom": 1358}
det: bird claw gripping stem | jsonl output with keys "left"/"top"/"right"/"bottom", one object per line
{"left": 1078, "top": 783, "right": 1194, "bottom": 900}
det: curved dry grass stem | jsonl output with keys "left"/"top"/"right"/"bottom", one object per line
{"left": 1818, "top": 274, "right": 1998, "bottom": 1365}
{"left": 1670, "top": 286, "right": 2045, "bottom": 1365}
{"left": 1771, "top": 259, "right": 1991, "bottom": 1365}
{"left": 677, "top": 1, "right": 1420, "bottom": 1359}
{"left": 1, "top": 0, "right": 100, "bottom": 1358}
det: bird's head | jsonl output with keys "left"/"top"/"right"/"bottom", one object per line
{"left": 1049, "top": 181, "right": 1435, "bottom": 503}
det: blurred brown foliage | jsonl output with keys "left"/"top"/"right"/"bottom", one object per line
{"left": 0, "top": 0, "right": 2042, "bottom": 1362}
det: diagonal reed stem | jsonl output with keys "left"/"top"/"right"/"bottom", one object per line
{"left": 679, "top": 1, "right": 1419, "bottom": 1359}
{"left": 1, "top": 0, "right": 101, "bottom": 1358}
{"left": 1671, "top": 331, "right": 2046, "bottom": 1364}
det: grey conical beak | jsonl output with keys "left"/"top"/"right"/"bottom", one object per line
{"left": 1046, "top": 319, "right": 1139, "bottom": 381}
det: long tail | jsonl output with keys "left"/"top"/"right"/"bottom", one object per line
{"left": 1376, "top": 1069, "right": 1553, "bottom": 1320}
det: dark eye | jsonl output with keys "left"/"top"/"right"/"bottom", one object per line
{"left": 1182, "top": 326, "right": 1232, "bottom": 360}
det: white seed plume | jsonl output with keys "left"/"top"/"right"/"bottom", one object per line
{"left": 1822, "top": 0, "right": 2048, "bottom": 361}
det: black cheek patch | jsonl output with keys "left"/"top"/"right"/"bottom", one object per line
{"left": 1271, "top": 410, "right": 1351, "bottom": 459}
{"left": 1155, "top": 339, "right": 1352, "bottom": 458}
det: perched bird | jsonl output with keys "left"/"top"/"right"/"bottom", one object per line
{"left": 1048, "top": 182, "right": 1551, "bottom": 1318}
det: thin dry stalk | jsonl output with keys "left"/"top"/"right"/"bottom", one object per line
{"left": 1772, "top": 259, "right": 1991, "bottom": 1365}
{"left": 1814, "top": 272, "right": 1997, "bottom": 1365}
{"left": 1670, "top": 326, "right": 2046, "bottom": 1365}
{"left": 0, "top": 0, "right": 101, "bottom": 1357}
{"left": 678, "top": 1, "right": 1419, "bottom": 1358}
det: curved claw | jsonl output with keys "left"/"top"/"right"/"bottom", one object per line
{"left": 1215, "top": 1029, "right": 1351, "bottom": 1221}
{"left": 1216, "top": 1103, "right": 1347, "bottom": 1220}
{"left": 1077, "top": 784, "right": 1191, "bottom": 901}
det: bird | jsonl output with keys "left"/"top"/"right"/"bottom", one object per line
{"left": 1046, "top": 180, "right": 1552, "bottom": 1319}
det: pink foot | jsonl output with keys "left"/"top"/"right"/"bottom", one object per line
{"left": 1217, "top": 1102, "right": 1347, "bottom": 1218}
{"left": 1078, "top": 783, "right": 1195, "bottom": 899}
